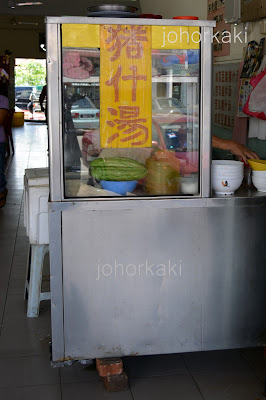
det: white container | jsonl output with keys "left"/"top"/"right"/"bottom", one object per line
{"left": 180, "top": 176, "right": 198, "bottom": 194}
{"left": 252, "top": 175, "right": 266, "bottom": 192}
{"left": 24, "top": 168, "right": 49, "bottom": 244}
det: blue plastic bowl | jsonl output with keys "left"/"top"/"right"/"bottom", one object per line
{"left": 100, "top": 180, "right": 138, "bottom": 195}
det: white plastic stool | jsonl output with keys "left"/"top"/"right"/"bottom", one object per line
{"left": 24, "top": 168, "right": 50, "bottom": 317}
{"left": 24, "top": 244, "right": 50, "bottom": 317}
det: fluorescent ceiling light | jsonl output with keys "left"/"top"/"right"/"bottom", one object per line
{"left": 16, "top": 2, "right": 43, "bottom": 5}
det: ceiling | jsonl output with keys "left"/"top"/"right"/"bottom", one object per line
{"left": 0, "top": 0, "right": 141, "bottom": 17}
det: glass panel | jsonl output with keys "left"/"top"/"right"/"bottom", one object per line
{"left": 62, "top": 30, "right": 200, "bottom": 198}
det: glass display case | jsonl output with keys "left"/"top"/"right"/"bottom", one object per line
{"left": 47, "top": 18, "right": 214, "bottom": 201}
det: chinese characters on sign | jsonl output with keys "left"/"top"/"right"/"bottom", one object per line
{"left": 207, "top": 0, "right": 230, "bottom": 57}
{"left": 213, "top": 63, "right": 239, "bottom": 129}
{"left": 100, "top": 25, "right": 152, "bottom": 148}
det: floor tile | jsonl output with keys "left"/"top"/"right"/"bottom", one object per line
{"left": 239, "top": 347, "right": 265, "bottom": 382}
{"left": 183, "top": 349, "right": 252, "bottom": 373}
{"left": 193, "top": 370, "right": 265, "bottom": 400}
{"left": 123, "top": 353, "right": 189, "bottom": 378}
{"left": 61, "top": 381, "right": 133, "bottom": 400}
{"left": 0, "top": 306, "right": 51, "bottom": 357}
{"left": 7, "top": 278, "right": 25, "bottom": 295}
{"left": 0, "top": 355, "right": 59, "bottom": 387}
{"left": 0, "top": 384, "right": 62, "bottom": 400}
{"left": 60, "top": 362, "right": 100, "bottom": 384}
{"left": 130, "top": 375, "right": 204, "bottom": 400}
{"left": 4, "top": 294, "right": 28, "bottom": 316}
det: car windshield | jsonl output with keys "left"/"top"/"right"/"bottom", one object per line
{"left": 71, "top": 97, "right": 97, "bottom": 109}
{"left": 157, "top": 98, "right": 183, "bottom": 109}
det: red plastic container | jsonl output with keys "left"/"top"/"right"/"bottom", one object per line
{"left": 138, "top": 14, "right": 162, "bottom": 19}
{"left": 173, "top": 16, "right": 199, "bottom": 20}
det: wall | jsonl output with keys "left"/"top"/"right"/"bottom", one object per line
{"left": 0, "top": 15, "right": 45, "bottom": 107}
{"left": 141, "top": 0, "right": 207, "bottom": 19}
{"left": 0, "top": 16, "right": 45, "bottom": 59}
{"left": 214, "top": 21, "right": 266, "bottom": 64}
{"left": 0, "top": 0, "right": 206, "bottom": 19}
{"left": 213, "top": 20, "right": 266, "bottom": 158}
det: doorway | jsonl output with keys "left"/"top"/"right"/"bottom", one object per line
{"left": 15, "top": 58, "right": 46, "bottom": 122}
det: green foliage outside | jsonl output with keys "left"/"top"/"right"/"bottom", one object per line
{"left": 15, "top": 60, "right": 46, "bottom": 87}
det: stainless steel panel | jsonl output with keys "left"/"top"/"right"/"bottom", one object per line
{"left": 48, "top": 189, "right": 266, "bottom": 212}
{"left": 46, "top": 16, "right": 216, "bottom": 28}
{"left": 201, "top": 27, "right": 212, "bottom": 198}
{"left": 51, "top": 195, "right": 266, "bottom": 360}
{"left": 46, "top": 23, "right": 63, "bottom": 202}
{"left": 48, "top": 206, "right": 65, "bottom": 361}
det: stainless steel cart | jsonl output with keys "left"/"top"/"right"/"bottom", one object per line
{"left": 46, "top": 17, "right": 266, "bottom": 362}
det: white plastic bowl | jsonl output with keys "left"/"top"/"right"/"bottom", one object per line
{"left": 212, "top": 160, "right": 244, "bottom": 168}
{"left": 252, "top": 170, "right": 266, "bottom": 178}
{"left": 252, "top": 176, "right": 266, "bottom": 192}
{"left": 212, "top": 175, "right": 243, "bottom": 195}
{"left": 212, "top": 171, "right": 244, "bottom": 177}
{"left": 211, "top": 172, "right": 244, "bottom": 180}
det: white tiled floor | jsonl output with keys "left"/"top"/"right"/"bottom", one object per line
{"left": 0, "top": 123, "right": 265, "bottom": 399}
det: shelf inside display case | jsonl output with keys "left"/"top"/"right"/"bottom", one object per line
{"left": 63, "top": 76, "right": 199, "bottom": 84}
{"left": 63, "top": 76, "right": 100, "bottom": 83}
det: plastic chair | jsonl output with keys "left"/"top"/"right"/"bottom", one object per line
{"left": 24, "top": 244, "right": 50, "bottom": 317}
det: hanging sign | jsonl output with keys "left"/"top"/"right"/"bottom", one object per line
{"left": 100, "top": 25, "right": 152, "bottom": 148}
{"left": 62, "top": 24, "right": 199, "bottom": 50}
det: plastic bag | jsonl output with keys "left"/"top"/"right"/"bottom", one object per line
{"left": 243, "top": 69, "right": 266, "bottom": 120}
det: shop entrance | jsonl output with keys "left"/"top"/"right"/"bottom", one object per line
{"left": 15, "top": 58, "right": 46, "bottom": 122}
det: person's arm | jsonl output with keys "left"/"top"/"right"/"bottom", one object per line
{"left": 212, "top": 135, "right": 259, "bottom": 163}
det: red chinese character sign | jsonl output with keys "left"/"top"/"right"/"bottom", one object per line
{"left": 100, "top": 25, "right": 152, "bottom": 148}
{"left": 207, "top": 0, "right": 230, "bottom": 57}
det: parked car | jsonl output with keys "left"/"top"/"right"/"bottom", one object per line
{"left": 71, "top": 96, "right": 99, "bottom": 129}
{"left": 15, "top": 88, "right": 33, "bottom": 110}
{"left": 152, "top": 97, "right": 187, "bottom": 115}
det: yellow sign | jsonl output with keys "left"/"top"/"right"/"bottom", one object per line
{"left": 62, "top": 24, "right": 200, "bottom": 50}
{"left": 62, "top": 24, "right": 100, "bottom": 48}
{"left": 152, "top": 26, "right": 200, "bottom": 49}
{"left": 100, "top": 25, "right": 152, "bottom": 148}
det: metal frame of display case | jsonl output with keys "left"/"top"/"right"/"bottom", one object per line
{"left": 46, "top": 17, "right": 215, "bottom": 202}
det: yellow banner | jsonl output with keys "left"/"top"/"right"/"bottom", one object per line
{"left": 62, "top": 24, "right": 100, "bottom": 48}
{"left": 152, "top": 26, "right": 200, "bottom": 50}
{"left": 100, "top": 25, "right": 152, "bottom": 148}
{"left": 62, "top": 24, "right": 200, "bottom": 50}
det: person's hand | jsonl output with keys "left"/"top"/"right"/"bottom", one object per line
{"left": 228, "top": 140, "right": 259, "bottom": 164}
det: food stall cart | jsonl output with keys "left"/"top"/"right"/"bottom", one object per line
{"left": 46, "top": 16, "right": 266, "bottom": 363}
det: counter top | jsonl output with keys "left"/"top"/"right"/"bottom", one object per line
{"left": 49, "top": 185, "right": 266, "bottom": 212}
